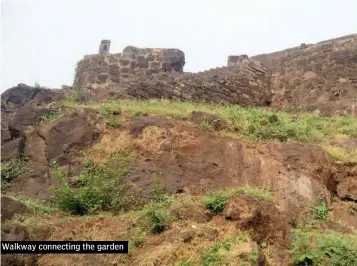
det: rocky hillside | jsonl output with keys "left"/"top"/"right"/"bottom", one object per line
{"left": 1, "top": 34, "right": 357, "bottom": 266}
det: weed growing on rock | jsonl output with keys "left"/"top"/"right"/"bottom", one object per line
{"left": 40, "top": 109, "right": 63, "bottom": 124}
{"left": 313, "top": 201, "right": 329, "bottom": 222}
{"left": 289, "top": 229, "right": 357, "bottom": 266}
{"left": 1, "top": 155, "right": 28, "bottom": 188}
{"left": 51, "top": 152, "right": 129, "bottom": 215}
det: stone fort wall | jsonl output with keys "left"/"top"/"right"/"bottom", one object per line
{"left": 73, "top": 35, "right": 357, "bottom": 115}
{"left": 250, "top": 34, "right": 357, "bottom": 116}
{"left": 73, "top": 41, "right": 273, "bottom": 107}
{"left": 73, "top": 44, "right": 185, "bottom": 90}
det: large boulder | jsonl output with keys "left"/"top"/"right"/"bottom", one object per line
{"left": 9, "top": 106, "right": 48, "bottom": 138}
{"left": 1, "top": 138, "right": 25, "bottom": 161}
{"left": 129, "top": 116, "right": 172, "bottom": 137}
{"left": 191, "top": 111, "right": 228, "bottom": 131}
{"left": 37, "top": 108, "right": 100, "bottom": 165}
{"left": 1, "top": 83, "right": 33, "bottom": 109}
{"left": 224, "top": 195, "right": 293, "bottom": 248}
{"left": 1, "top": 196, "right": 32, "bottom": 222}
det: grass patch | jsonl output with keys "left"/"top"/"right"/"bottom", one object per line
{"left": 51, "top": 151, "right": 130, "bottom": 215}
{"left": 105, "top": 119, "right": 119, "bottom": 128}
{"left": 289, "top": 229, "right": 357, "bottom": 266}
{"left": 202, "top": 235, "right": 251, "bottom": 266}
{"left": 202, "top": 186, "right": 273, "bottom": 215}
{"left": 13, "top": 196, "right": 58, "bottom": 214}
{"left": 62, "top": 99, "right": 357, "bottom": 143}
{"left": 1, "top": 155, "right": 28, "bottom": 188}
{"left": 323, "top": 145, "right": 357, "bottom": 162}
{"left": 40, "top": 108, "right": 64, "bottom": 124}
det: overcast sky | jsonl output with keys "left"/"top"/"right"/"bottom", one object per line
{"left": 1, "top": 0, "right": 356, "bottom": 92}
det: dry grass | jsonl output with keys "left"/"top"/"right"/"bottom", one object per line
{"left": 8, "top": 213, "right": 132, "bottom": 266}
{"left": 322, "top": 145, "right": 357, "bottom": 162}
{"left": 83, "top": 124, "right": 198, "bottom": 164}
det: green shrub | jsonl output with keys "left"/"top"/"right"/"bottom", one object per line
{"left": 202, "top": 191, "right": 230, "bottom": 215}
{"left": 1, "top": 155, "right": 28, "bottom": 188}
{"left": 150, "top": 177, "right": 172, "bottom": 204}
{"left": 289, "top": 230, "right": 357, "bottom": 266}
{"left": 40, "top": 109, "right": 63, "bottom": 124}
{"left": 313, "top": 201, "right": 329, "bottom": 222}
{"left": 145, "top": 207, "right": 169, "bottom": 233}
{"left": 51, "top": 152, "right": 129, "bottom": 215}
{"left": 105, "top": 119, "right": 119, "bottom": 128}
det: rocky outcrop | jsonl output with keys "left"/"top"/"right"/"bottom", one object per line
{"left": 224, "top": 195, "right": 293, "bottom": 247}
{"left": 1, "top": 196, "right": 31, "bottom": 221}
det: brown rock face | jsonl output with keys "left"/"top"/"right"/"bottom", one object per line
{"left": 9, "top": 106, "right": 47, "bottom": 137}
{"left": 1, "top": 138, "right": 24, "bottom": 162}
{"left": 1, "top": 196, "right": 32, "bottom": 222}
{"left": 224, "top": 195, "right": 293, "bottom": 248}
{"left": 37, "top": 108, "right": 100, "bottom": 164}
{"left": 6, "top": 108, "right": 101, "bottom": 199}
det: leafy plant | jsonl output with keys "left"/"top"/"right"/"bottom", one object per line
{"left": 145, "top": 207, "right": 169, "bottom": 233}
{"left": 202, "top": 191, "right": 230, "bottom": 215}
{"left": 51, "top": 152, "right": 129, "bottom": 215}
{"left": 289, "top": 230, "right": 357, "bottom": 266}
{"left": 313, "top": 201, "right": 329, "bottom": 222}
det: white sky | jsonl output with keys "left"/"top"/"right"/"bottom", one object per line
{"left": 1, "top": 0, "right": 357, "bottom": 92}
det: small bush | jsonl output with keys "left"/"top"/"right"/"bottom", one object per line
{"left": 289, "top": 230, "right": 357, "bottom": 266}
{"left": 1, "top": 155, "right": 28, "bottom": 188}
{"left": 202, "top": 191, "right": 230, "bottom": 215}
{"left": 105, "top": 119, "right": 119, "bottom": 128}
{"left": 51, "top": 152, "right": 129, "bottom": 215}
{"left": 145, "top": 207, "right": 169, "bottom": 233}
{"left": 313, "top": 201, "right": 329, "bottom": 222}
{"left": 40, "top": 109, "right": 63, "bottom": 124}
{"left": 150, "top": 177, "right": 172, "bottom": 204}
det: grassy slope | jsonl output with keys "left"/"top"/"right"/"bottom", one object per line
{"left": 62, "top": 98, "right": 357, "bottom": 161}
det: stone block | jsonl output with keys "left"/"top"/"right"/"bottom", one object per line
{"left": 119, "top": 59, "right": 130, "bottom": 66}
